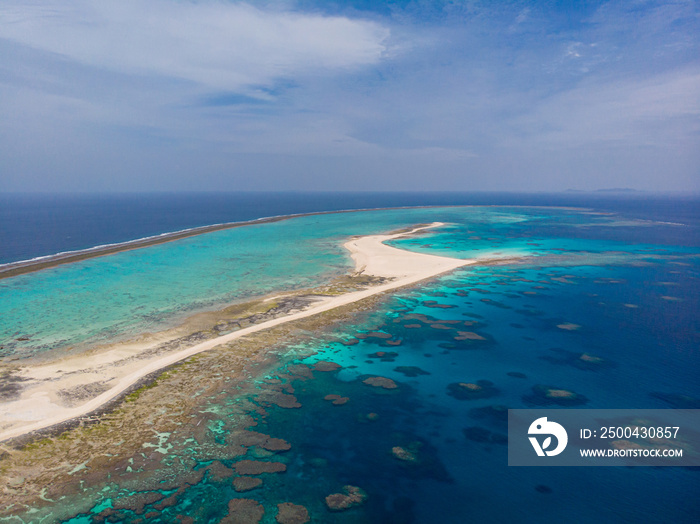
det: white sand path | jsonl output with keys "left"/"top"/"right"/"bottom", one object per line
{"left": 0, "top": 222, "right": 479, "bottom": 442}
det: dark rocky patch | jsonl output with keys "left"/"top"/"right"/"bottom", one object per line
{"left": 0, "top": 371, "right": 27, "bottom": 401}
{"left": 479, "top": 298, "right": 511, "bottom": 309}
{"left": 221, "top": 498, "right": 264, "bottom": 523}
{"left": 650, "top": 392, "right": 700, "bottom": 409}
{"left": 393, "top": 366, "right": 431, "bottom": 377}
{"left": 524, "top": 385, "right": 588, "bottom": 406}
{"left": 422, "top": 300, "right": 456, "bottom": 309}
{"left": 447, "top": 380, "right": 499, "bottom": 400}
{"left": 313, "top": 361, "right": 341, "bottom": 372}
{"left": 515, "top": 308, "right": 544, "bottom": 317}
{"left": 367, "top": 351, "right": 399, "bottom": 362}
{"left": 540, "top": 348, "right": 614, "bottom": 371}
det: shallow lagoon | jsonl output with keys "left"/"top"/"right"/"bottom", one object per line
{"left": 3, "top": 205, "right": 700, "bottom": 522}
{"left": 3, "top": 205, "right": 691, "bottom": 360}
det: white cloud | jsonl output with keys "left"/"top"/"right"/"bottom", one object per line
{"left": 0, "top": 1, "right": 697, "bottom": 192}
{"left": 505, "top": 68, "right": 700, "bottom": 148}
{"left": 0, "top": 0, "right": 389, "bottom": 90}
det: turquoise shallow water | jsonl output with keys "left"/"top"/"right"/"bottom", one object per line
{"left": 0, "top": 208, "right": 459, "bottom": 359}
{"left": 2, "top": 205, "right": 681, "bottom": 361}
{"left": 4, "top": 205, "right": 700, "bottom": 523}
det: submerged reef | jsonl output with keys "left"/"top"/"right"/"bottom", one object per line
{"left": 524, "top": 384, "right": 589, "bottom": 406}
{"left": 221, "top": 498, "right": 265, "bottom": 524}
{"left": 447, "top": 380, "right": 499, "bottom": 400}
{"left": 540, "top": 348, "right": 614, "bottom": 371}
{"left": 233, "top": 476, "right": 263, "bottom": 492}
{"left": 362, "top": 376, "right": 398, "bottom": 389}
{"left": 275, "top": 502, "right": 310, "bottom": 524}
{"left": 325, "top": 485, "right": 368, "bottom": 511}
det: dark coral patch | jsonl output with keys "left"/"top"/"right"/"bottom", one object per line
{"left": 394, "top": 366, "right": 431, "bottom": 377}
{"left": 524, "top": 385, "right": 588, "bottom": 406}
{"left": 276, "top": 502, "right": 310, "bottom": 524}
{"left": 650, "top": 392, "right": 700, "bottom": 409}
{"left": 479, "top": 298, "right": 511, "bottom": 309}
{"left": 515, "top": 308, "right": 544, "bottom": 317}
{"left": 222, "top": 498, "right": 265, "bottom": 523}
{"left": 313, "top": 361, "right": 341, "bottom": 372}
{"left": 323, "top": 394, "right": 349, "bottom": 406}
{"left": 233, "top": 460, "right": 287, "bottom": 475}
{"left": 233, "top": 477, "right": 263, "bottom": 493}
{"left": 362, "top": 376, "right": 398, "bottom": 389}
{"left": 366, "top": 331, "right": 392, "bottom": 339}
{"left": 368, "top": 351, "right": 399, "bottom": 361}
{"left": 540, "top": 348, "right": 614, "bottom": 371}
{"left": 422, "top": 300, "right": 456, "bottom": 309}
{"left": 325, "top": 485, "right": 367, "bottom": 512}
{"left": 447, "top": 380, "right": 499, "bottom": 400}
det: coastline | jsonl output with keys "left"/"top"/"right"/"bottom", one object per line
{"left": 1, "top": 202, "right": 697, "bottom": 521}
{"left": 0, "top": 204, "right": 580, "bottom": 280}
{"left": 0, "top": 223, "right": 515, "bottom": 443}
{"left": 0, "top": 214, "right": 292, "bottom": 280}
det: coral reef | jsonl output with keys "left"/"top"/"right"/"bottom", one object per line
{"left": 325, "top": 485, "right": 367, "bottom": 511}
{"left": 524, "top": 385, "right": 588, "bottom": 406}
{"left": 362, "top": 376, "right": 398, "bottom": 389}
{"left": 220, "top": 498, "right": 264, "bottom": 524}
{"left": 233, "top": 460, "right": 287, "bottom": 475}
{"left": 232, "top": 477, "right": 263, "bottom": 492}
{"left": 276, "top": 502, "right": 310, "bottom": 524}
{"left": 447, "top": 380, "right": 499, "bottom": 400}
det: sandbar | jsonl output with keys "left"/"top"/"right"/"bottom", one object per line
{"left": 0, "top": 223, "right": 505, "bottom": 443}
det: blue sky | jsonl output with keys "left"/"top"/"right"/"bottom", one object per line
{"left": 0, "top": 0, "right": 698, "bottom": 192}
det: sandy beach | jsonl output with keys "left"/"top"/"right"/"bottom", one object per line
{"left": 0, "top": 222, "right": 489, "bottom": 443}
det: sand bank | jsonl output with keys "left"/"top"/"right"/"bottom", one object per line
{"left": 0, "top": 223, "right": 494, "bottom": 443}
{"left": 0, "top": 204, "right": 585, "bottom": 280}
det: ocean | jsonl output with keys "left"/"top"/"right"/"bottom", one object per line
{"left": 2, "top": 192, "right": 698, "bottom": 265}
{"left": 1, "top": 193, "right": 699, "bottom": 523}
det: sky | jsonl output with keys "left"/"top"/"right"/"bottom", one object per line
{"left": 0, "top": 0, "right": 698, "bottom": 193}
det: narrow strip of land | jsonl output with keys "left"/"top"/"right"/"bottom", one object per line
{"left": 0, "top": 204, "right": 586, "bottom": 280}
{"left": 0, "top": 217, "right": 291, "bottom": 280}
{"left": 0, "top": 223, "right": 485, "bottom": 442}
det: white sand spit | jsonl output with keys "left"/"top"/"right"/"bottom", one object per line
{"left": 0, "top": 223, "right": 480, "bottom": 442}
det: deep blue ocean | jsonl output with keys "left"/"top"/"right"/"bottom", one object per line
{"left": 1, "top": 192, "right": 698, "bottom": 264}
{"left": 1, "top": 193, "right": 699, "bottom": 523}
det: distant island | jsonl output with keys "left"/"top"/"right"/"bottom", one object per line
{"left": 565, "top": 188, "right": 643, "bottom": 193}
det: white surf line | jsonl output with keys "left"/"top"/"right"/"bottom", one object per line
{"left": 0, "top": 223, "right": 476, "bottom": 443}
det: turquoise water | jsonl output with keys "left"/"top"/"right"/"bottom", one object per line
{"left": 0, "top": 208, "right": 443, "bottom": 359}
{"left": 0, "top": 207, "right": 553, "bottom": 359}
{"left": 3, "top": 206, "right": 682, "bottom": 361}
{"left": 8, "top": 205, "right": 699, "bottom": 523}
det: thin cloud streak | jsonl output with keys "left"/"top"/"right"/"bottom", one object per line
{"left": 0, "top": 0, "right": 389, "bottom": 90}
{"left": 0, "top": 0, "right": 698, "bottom": 192}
